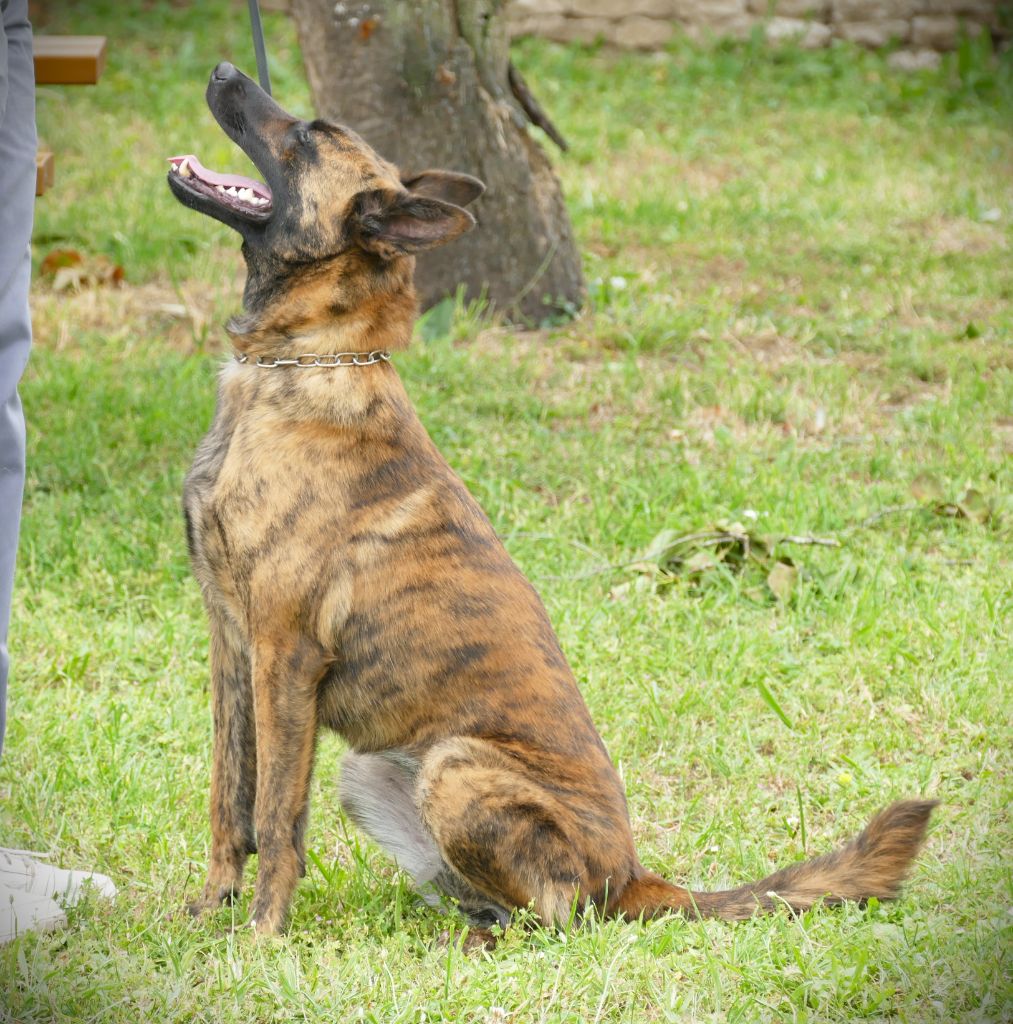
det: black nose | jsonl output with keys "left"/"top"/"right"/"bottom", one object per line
{"left": 213, "top": 61, "right": 236, "bottom": 82}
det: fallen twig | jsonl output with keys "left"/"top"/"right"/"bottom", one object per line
{"left": 851, "top": 503, "right": 923, "bottom": 530}
{"left": 530, "top": 501, "right": 960, "bottom": 585}
{"left": 777, "top": 535, "right": 841, "bottom": 548}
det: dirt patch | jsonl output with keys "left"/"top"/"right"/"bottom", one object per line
{"left": 912, "top": 215, "right": 1008, "bottom": 257}
{"left": 30, "top": 272, "right": 245, "bottom": 356}
{"left": 578, "top": 148, "right": 738, "bottom": 200}
{"left": 721, "top": 319, "right": 803, "bottom": 370}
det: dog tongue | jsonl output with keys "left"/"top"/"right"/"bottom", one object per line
{"left": 168, "top": 154, "right": 272, "bottom": 199}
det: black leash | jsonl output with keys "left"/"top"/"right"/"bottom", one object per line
{"left": 247, "top": 0, "right": 272, "bottom": 95}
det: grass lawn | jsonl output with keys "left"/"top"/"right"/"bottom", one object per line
{"left": 2, "top": 2, "right": 1011, "bottom": 1021}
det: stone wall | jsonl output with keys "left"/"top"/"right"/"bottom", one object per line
{"left": 507, "top": 1, "right": 1006, "bottom": 56}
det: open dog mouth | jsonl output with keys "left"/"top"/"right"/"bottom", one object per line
{"left": 168, "top": 154, "right": 272, "bottom": 219}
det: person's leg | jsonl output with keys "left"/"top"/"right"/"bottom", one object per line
{"left": 0, "top": 0, "right": 37, "bottom": 761}
{"left": 0, "top": 2, "right": 118, "bottom": 944}
{"left": 0, "top": 0, "right": 63, "bottom": 944}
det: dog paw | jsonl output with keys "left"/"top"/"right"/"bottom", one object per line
{"left": 248, "top": 903, "right": 288, "bottom": 936}
{"left": 436, "top": 927, "right": 498, "bottom": 954}
{"left": 185, "top": 899, "right": 215, "bottom": 919}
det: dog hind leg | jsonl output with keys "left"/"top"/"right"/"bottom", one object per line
{"left": 340, "top": 751, "right": 510, "bottom": 929}
{"left": 418, "top": 737, "right": 612, "bottom": 928}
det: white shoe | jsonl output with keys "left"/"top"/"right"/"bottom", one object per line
{"left": 0, "top": 879, "right": 66, "bottom": 943}
{"left": 0, "top": 847, "right": 118, "bottom": 907}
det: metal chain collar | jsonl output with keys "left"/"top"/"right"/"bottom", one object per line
{"left": 234, "top": 350, "right": 391, "bottom": 369}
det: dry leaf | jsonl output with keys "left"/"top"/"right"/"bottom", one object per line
{"left": 910, "top": 473, "right": 943, "bottom": 502}
{"left": 767, "top": 561, "right": 798, "bottom": 602}
{"left": 47, "top": 253, "right": 124, "bottom": 291}
{"left": 39, "top": 248, "right": 83, "bottom": 275}
{"left": 934, "top": 486, "right": 993, "bottom": 525}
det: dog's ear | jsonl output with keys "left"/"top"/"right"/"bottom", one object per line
{"left": 353, "top": 188, "right": 476, "bottom": 259}
{"left": 401, "top": 171, "right": 485, "bottom": 208}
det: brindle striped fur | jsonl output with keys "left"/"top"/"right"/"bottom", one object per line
{"left": 172, "top": 65, "right": 936, "bottom": 939}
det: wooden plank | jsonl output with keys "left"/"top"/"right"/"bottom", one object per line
{"left": 36, "top": 149, "right": 55, "bottom": 197}
{"left": 34, "top": 36, "right": 107, "bottom": 85}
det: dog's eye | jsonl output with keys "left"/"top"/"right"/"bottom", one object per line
{"left": 294, "top": 125, "right": 312, "bottom": 147}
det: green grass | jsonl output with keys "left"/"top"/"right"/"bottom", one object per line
{"left": 2, "top": 3, "right": 1011, "bottom": 1021}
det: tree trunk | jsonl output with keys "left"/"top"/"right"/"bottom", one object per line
{"left": 289, "top": 0, "right": 584, "bottom": 323}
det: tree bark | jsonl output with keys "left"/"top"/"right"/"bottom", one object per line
{"left": 289, "top": 0, "right": 584, "bottom": 323}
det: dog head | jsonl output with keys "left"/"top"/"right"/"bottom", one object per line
{"left": 167, "top": 63, "right": 484, "bottom": 339}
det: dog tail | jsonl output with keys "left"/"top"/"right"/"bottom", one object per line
{"left": 613, "top": 800, "right": 937, "bottom": 921}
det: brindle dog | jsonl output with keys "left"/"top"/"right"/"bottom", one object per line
{"left": 168, "top": 63, "right": 936, "bottom": 940}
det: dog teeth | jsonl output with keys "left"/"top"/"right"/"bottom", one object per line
{"left": 174, "top": 165, "right": 268, "bottom": 207}
{"left": 195, "top": 179, "right": 269, "bottom": 207}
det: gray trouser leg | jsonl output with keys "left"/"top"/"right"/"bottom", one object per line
{"left": 0, "top": 0, "right": 37, "bottom": 758}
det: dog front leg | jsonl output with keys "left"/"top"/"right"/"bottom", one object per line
{"left": 189, "top": 612, "right": 256, "bottom": 918}
{"left": 248, "top": 635, "right": 324, "bottom": 935}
